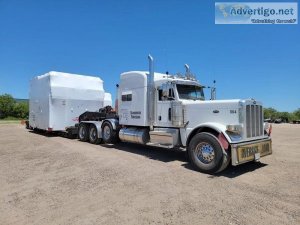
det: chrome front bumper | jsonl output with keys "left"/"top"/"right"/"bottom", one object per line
{"left": 231, "top": 137, "right": 272, "bottom": 166}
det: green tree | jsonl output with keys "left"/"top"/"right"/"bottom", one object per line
{"left": 277, "top": 111, "right": 291, "bottom": 123}
{"left": 263, "top": 107, "right": 277, "bottom": 120}
{"left": 13, "top": 102, "right": 29, "bottom": 119}
{"left": 0, "top": 94, "right": 15, "bottom": 118}
{"left": 293, "top": 108, "right": 300, "bottom": 120}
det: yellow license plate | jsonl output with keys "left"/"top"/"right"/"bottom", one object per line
{"left": 237, "top": 140, "right": 272, "bottom": 163}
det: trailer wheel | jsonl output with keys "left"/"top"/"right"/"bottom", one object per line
{"left": 187, "top": 132, "right": 224, "bottom": 174}
{"left": 78, "top": 123, "right": 89, "bottom": 142}
{"left": 89, "top": 125, "right": 101, "bottom": 144}
{"left": 102, "top": 122, "right": 117, "bottom": 144}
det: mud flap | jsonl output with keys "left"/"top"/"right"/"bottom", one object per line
{"left": 216, "top": 133, "right": 231, "bottom": 173}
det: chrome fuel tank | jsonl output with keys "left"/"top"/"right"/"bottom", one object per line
{"left": 119, "top": 127, "right": 150, "bottom": 144}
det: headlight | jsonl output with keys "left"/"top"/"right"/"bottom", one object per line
{"left": 226, "top": 124, "right": 243, "bottom": 134}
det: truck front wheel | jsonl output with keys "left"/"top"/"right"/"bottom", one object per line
{"left": 188, "top": 132, "right": 225, "bottom": 173}
{"left": 78, "top": 123, "right": 89, "bottom": 142}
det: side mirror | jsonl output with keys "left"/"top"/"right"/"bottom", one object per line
{"left": 161, "top": 83, "right": 172, "bottom": 98}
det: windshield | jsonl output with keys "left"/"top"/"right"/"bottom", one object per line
{"left": 176, "top": 84, "right": 205, "bottom": 100}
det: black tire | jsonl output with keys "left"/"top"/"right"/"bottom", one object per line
{"left": 89, "top": 125, "right": 101, "bottom": 144}
{"left": 78, "top": 123, "right": 89, "bottom": 142}
{"left": 102, "top": 122, "right": 117, "bottom": 144}
{"left": 187, "top": 132, "right": 226, "bottom": 174}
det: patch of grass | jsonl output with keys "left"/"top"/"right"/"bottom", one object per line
{"left": 0, "top": 120, "right": 21, "bottom": 124}
{"left": 1, "top": 116, "right": 23, "bottom": 120}
{"left": 0, "top": 117, "right": 26, "bottom": 124}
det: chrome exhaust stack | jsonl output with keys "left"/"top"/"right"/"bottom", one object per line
{"left": 148, "top": 55, "right": 155, "bottom": 130}
{"left": 184, "top": 64, "right": 196, "bottom": 80}
{"left": 184, "top": 64, "right": 190, "bottom": 74}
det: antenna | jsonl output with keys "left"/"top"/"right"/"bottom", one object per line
{"left": 211, "top": 80, "right": 216, "bottom": 100}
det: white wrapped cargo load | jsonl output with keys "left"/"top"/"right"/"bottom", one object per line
{"left": 29, "top": 71, "right": 112, "bottom": 131}
{"left": 104, "top": 92, "right": 112, "bottom": 107}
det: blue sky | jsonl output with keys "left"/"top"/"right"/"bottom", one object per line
{"left": 0, "top": 0, "right": 299, "bottom": 112}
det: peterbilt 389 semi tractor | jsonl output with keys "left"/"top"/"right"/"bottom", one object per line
{"left": 75, "top": 55, "right": 272, "bottom": 173}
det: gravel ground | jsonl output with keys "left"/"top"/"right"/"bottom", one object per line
{"left": 0, "top": 123, "right": 299, "bottom": 225}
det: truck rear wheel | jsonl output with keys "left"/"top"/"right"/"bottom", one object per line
{"left": 188, "top": 132, "right": 225, "bottom": 174}
{"left": 89, "top": 125, "right": 101, "bottom": 144}
{"left": 102, "top": 122, "right": 117, "bottom": 144}
{"left": 78, "top": 123, "right": 89, "bottom": 142}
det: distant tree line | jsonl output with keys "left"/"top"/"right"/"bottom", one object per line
{"left": 264, "top": 107, "right": 300, "bottom": 123}
{"left": 0, "top": 94, "right": 29, "bottom": 119}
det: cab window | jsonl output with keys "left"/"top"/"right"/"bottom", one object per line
{"left": 121, "top": 94, "right": 132, "bottom": 101}
{"left": 176, "top": 84, "right": 204, "bottom": 100}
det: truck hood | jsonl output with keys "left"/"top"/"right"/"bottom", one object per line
{"left": 179, "top": 98, "right": 265, "bottom": 144}
{"left": 181, "top": 99, "right": 243, "bottom": 130}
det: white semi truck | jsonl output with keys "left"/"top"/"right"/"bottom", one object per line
{"left": 74, "top": 55, "right": 272, "bottom": 173}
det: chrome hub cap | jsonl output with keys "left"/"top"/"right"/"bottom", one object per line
{"left": 195, "top": 142, "right": 215, "bottom": 164}
{"left": 103, "top": 126, "right": 111, "bottom": 140}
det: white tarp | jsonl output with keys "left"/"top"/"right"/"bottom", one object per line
{"left": 104, "top": 92, "right": 112, "bottom": 107}
{"left": 29, "top": 71, "right": 112, "bottom": 131}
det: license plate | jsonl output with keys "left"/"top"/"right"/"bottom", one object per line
{"left": 237, "top": 140, "right": 271, "bottom": 163}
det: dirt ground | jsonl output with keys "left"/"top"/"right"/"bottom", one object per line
{"left": 0, "top": 124, "right": 299, "bottom": 225}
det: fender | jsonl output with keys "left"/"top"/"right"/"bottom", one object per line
{"left": 103, "top": 118, "right": 119, "bottom": 130}
{"left": 185, "top": 122, "right": 232, "bottom": 147}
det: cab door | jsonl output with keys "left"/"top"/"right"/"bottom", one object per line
{"left": 155, "top": 87, "right": 175, "bottom": 127}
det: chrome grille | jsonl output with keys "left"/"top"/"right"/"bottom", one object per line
{"left": 246, "top": 104, "right": 263, "bottom": 138}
